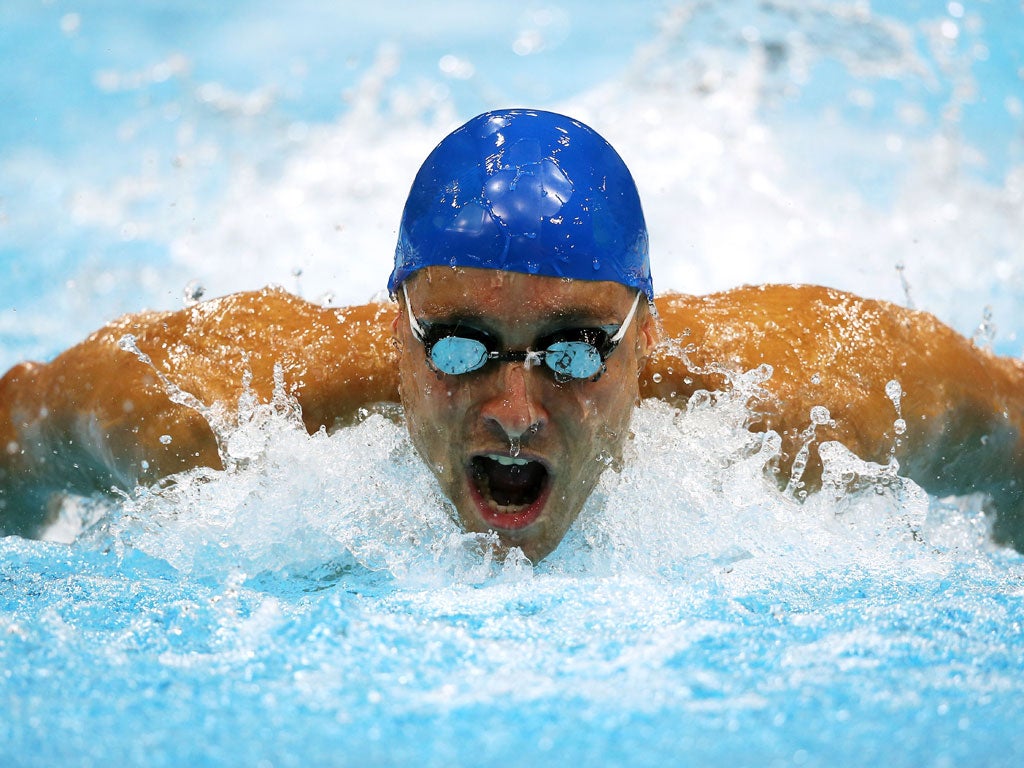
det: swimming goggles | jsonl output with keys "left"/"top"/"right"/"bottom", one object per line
{"left": 403, "top": 285, "right": 642, "bottom": 382}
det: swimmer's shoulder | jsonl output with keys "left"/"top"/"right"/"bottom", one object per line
{"left": 655, "top": 283, "right": 920, "bottom": 335}
{"left": 75, "top": 286, "right": 397, "bottom": 354}
{"left": 651, "top": 283, "right": 935, "bottom": 375}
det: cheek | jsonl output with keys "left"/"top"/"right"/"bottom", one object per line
{"left": 399, "top": 358, "right": 468, "bottom": 466}
{"left": 399, "top": 358, "right": 439, "bottom": 448}
{"left": 566, "top": 368, "right": 639, "bottom": 450}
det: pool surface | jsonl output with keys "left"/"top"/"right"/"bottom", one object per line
{"left": 2, "top": 2, "right": 1023, "bottom": 766}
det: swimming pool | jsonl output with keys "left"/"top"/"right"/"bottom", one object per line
{"left": 2, "top": 1, "right": 1023, "bottom": 766}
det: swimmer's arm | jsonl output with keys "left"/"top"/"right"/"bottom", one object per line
{"left": 645, "top": 285, "right": 1024, "bottom": 544}
{"left": 0, "top": 287, "right": 400, "bottom": 536}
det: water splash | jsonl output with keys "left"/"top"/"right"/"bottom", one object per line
{"left": 884, "top": 378, "right": 907, "bottom": 457}
{"left": 895, "top": 261, "right": 915, "bottom": 309}
{"left": 182, "top": 279, "right": 205, "bottom": 306}
{"left": 973, "top": 305, "right": 997, "bottom": 350}
{"left": 785, "top": 405, "right": 834, "bottom": 499}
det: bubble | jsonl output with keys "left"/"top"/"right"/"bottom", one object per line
{"left": 438, "top": 54, "right": 475, "bottom": 79}
{"left": 59, "top": 13, "right": 81, "bottom": 35}
{"left": 652, "top": 372, "right": 663, "bottom": 383}
{"left": 159, "top": 435, "right": 173, "bottom": 445}
{"left": 885, "top": 380, "right": 903, "bottom": 407}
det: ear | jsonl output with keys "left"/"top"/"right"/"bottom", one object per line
{"left": 390, "top": 295, "right": 404, "bottom": 350}
{"left": 635, "top": 305, "right": 658, "bottom": 371}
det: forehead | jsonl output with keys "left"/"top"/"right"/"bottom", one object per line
{"left": 404, "top": 266, "right": 636, "bottom": 323}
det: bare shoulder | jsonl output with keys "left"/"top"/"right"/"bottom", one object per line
{"left": 658, "top": 283, "right": 938, "bottom": 341}
{"left": 651, "top": 283, "right": 993, "bottom": 375}
{"left": 646, "top": 283, "right": 1024, "bottom": 479}
{"left": 83, "top": 286, "right": 394, "bottom": 355}
{"left": 68, "top": 287, "right": 399, "bottom": 401}
{"left": 9, "top": 286, "right": 401, "bottom": 459}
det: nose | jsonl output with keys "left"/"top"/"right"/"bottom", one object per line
{"left": 479, "top": 362, "right": 549, "bottom": 441}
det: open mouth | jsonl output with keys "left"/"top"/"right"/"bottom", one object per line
{"left": 468, "top": 453, "right": 551, "bottom": 530}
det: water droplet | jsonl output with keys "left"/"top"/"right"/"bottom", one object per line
{"left": 183, "top": 280, "right": 205, "bottom": 306}
{"left": 810, "top": 373, "right": 821, "bottom": 385}
{"left": 509, "top": 437, "right": 521, "bottom": 458}
{"left": 810, "top": 405, "right": 831, "bottom": 425}
{"left": 972, "top": 305, "right": 997, "bottom": 350}
{"left": 885, "top": 379, "right": 903, "bottom": 404}
{"left": 159, "top": 434, "right": 173, "bottom": 445}
{"left": 117, "top": 334, "right": 138, "bottom": 353}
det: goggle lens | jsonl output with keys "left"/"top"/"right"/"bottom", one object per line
{"left": 543, "top": 340, "right": 603, "bottom": 379}
{"left": 430, "top": 336, "right": 490, "bottom": 375}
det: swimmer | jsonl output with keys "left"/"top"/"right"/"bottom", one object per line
{"left": 1, "top": 109, "right": 1023, "bottom": 561}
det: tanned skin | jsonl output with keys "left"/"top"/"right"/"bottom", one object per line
{"left": 2, "top": 284, "right": 1022, "bottom": 547}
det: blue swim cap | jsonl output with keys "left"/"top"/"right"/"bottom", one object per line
{"left": 389, "top": 109, "right": 652, "bottom": 298}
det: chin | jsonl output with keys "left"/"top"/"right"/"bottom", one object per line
{"left": 458, "top": 476, "right": 580, "bottom": 564}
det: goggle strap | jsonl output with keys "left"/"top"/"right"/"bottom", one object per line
{"left": 403, "top": 284, "right": 426, "bottom": 341}
{"left": 608, "top": 291, "right": 642, "bottom": 345}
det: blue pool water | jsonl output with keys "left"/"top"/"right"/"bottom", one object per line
{"left": 2, "top": 1, "right": 1024, "bottom": 766}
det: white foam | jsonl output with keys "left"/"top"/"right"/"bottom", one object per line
{"left": 65, "top": 361, "right": 1010, "bottom": 591}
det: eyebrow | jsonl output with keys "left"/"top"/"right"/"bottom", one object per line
{"left": 416, "top": 298, "right": 624, "bottom": 321}
{"left": 418, "top": 306, "right": 622, "bottom": 336}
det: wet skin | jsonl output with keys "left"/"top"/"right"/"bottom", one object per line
{"left": 396, "top": 267, "right": 654, "bottom": 563}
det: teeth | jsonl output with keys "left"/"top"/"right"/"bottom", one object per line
{"left": 487, "top": 498, "right": 530, "bottom": 514}
{"left": 487, "top": 453, "right": 530, "bottom": 466}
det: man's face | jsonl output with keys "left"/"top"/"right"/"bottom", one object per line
{"left": 396, "top": 266, "right": 652, "bottom": 562}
